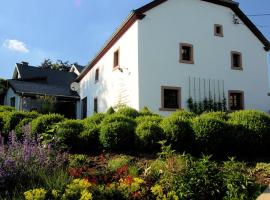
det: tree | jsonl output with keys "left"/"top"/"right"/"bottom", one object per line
{"left": 0, "top": 78, "right": 7, "bottom": 105}
{"left": 39, "top": 59, "right": 73, "bottom": 71}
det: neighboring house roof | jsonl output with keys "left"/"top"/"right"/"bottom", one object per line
{"left": 8, "top": 80, "right": 79, "bottom": 99}
{"left": 9, "top": 62, "right": 79, "bottom": 99}
{"left": 70, "top": 64, "right": 85, "bottom": 75}
{"left": 72, "top": 64, "right": 85, "bottom": 73}
{"left": 76, "top": 0, "right": 270, "bottom": 82}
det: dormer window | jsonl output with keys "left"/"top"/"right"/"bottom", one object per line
{"left": 113, "top": 49, "right": 120, "bottom": 68}
{"left": 214, "top": 24, "right": 223, "bottom": 37}
{"left": 180, "top": 43, "right": 194, "bottom": 64}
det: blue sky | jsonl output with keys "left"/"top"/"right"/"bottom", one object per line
{"left": 0, "top": 0, "right": 269, "bottom": 79}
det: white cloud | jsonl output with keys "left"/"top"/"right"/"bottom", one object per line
{"left": 3, "top": 39, "right": 29, "bottom": 53}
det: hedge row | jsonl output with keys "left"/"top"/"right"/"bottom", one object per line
{"left": 1, "top": 105, "right": 270, "bottom": 157}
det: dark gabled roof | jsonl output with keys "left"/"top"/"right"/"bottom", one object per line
{"left": 9, "top": 63, "right": 79, "bottom": 99}
{"left": 72, "top": 64, "right": 85, "bottom": 73}
{"left": 16, "top": 63, "right": 77, "bottom": 86}
{"left": 8, "top": 79, "right": 79, "bottom": 99}
{"left": 76, "top": 0, "right": 270, "bottom": 82}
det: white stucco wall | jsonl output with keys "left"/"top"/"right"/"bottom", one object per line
{"left": 138, "top": 0, "right": 270, "bottom": 115}
{"left": 79, "top": 21, "right": 139, "bottom": 117}
{"left": 4, "top": 88, "right": 20, "bottom": 110}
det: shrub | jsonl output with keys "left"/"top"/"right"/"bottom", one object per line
{"left": 84, "top": 113, "right": 106, "bottom": 125}
{"left": 160, "top": 116, "right": 194, "bottom": 151}
{"left": 135, "top": 115, "right": 162, "bottom": 125}
{"left": 139, "top": 107, "right": 157, "bottom": 116}
{"left": 106, "top": 107, "right": 115, "bottom": 115}
{"left": 0, "top": 114, "right": 4, "bottom": 132}
{"left": 108, "top": 155, "right": 132, "bottom": 172}
{"left": 170, "top": 110, "right": 196, "bottom": 120}
{"left": 229, "top": 110, "right": 270, "bottom": 155}
{"left": 62, "top": 179, "right": 92, "bottom": 200}
{"left": 192, "top": 116, "right": 229, "bottom": 155}
{"left": 31, "top": 113, "right": 64, "bottom": 136}
{"left": 56, "top": 119, "right": 84, "bottom": 151}
{"left": 99, "top": 114, "right": 136, "bottom": 150}
{"left": 222, "top": 158, "right": 261, "bottom": 200}
{"left": 200, "top": 111, "right": 228, "bottom": 121}
{"left": 135, "top": 120, "right": 164, "bottom": 151}
{"left": 14, "top": 118, "right": 33, "bottom": 139}
{"left": 1, "top": 111, "right": 28, "bottom": 134}
{"left": 68, "top": 154, "right": 88, "bottom": 168}
{"left": 116, "top": 106, "right": 139, "bottom": 118}
{"left": 80, "top": 122, "right": 100, "bottom": 151}
{"left": 0, "top": 105, "right": 15, "bottom": 112}
{"left": 174, "top": 156, "right": 224, "bottom": 200}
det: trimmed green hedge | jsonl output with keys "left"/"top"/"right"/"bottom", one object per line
{"left": 31, "top": 113, "right": 65, "bottom": 136}
{"left": 135, "top": 120, "right": 164, "bottom": 151}
{"left": 56, "top": 119, "right": 84, "bottom": 151}
{"left": 160, "top": 116, "right": 194, "bottom": 151}
{"left": 116, "top": 107, "right": 139, "bottom": 119}
{"left": 192, "top": 116, "right": 229, "bottom": 155}
{"left": 99, "top": 114, "right": 136, "bottom": 150}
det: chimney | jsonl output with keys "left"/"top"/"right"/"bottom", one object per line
{"left": 21, "top": 61, "right": 29, "bottom": 66}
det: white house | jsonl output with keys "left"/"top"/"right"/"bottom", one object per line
{"left": 76, "top": 0, "right": 270, "bottom": 118}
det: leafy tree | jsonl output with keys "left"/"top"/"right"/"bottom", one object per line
{"left": 0, "top": 78, "right": 6, "bottom": 95}
{"left": 39, "top": 59, "right": 74, "bottom": 71}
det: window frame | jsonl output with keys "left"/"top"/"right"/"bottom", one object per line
{"left": 10, "top": 97, "right": 15, "bottom": 107}
{"left": 159, "top": 86, "right": 181, "bottom": 111}
{"left": 231, "top": 51, "right": 243, "bottom": 70}
{"left": 113, "top": 48, "right": 120, "bottom": 70}
{"left": 214, "top": 24, "right": 224, "bottom": 37}
{"left": 179, "top": 43, "right": 194, "bottom": 64}
{"left": 228, "top": 90, "right": 245, "bottom": 111}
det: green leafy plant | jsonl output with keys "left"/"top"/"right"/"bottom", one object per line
{"left": 108, "top": 155, "right": 132, "bottom": 172}
{"left": 99, "top": 114, "right": 136, "bottom": 150}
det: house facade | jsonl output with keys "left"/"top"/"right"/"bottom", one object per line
{"left": 77, "top": 0, "right": 270, "bottom": 117}
{"left": 4, "top": 62, "right": 81, "bottom": 118}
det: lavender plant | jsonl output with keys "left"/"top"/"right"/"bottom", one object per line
{"left": 0, "top": 125, "right": 69, "bottom": 197}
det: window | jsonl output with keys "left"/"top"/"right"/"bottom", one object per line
{"left": 113, "top": 49, "right": 120, "bottom": 68}
{"left": 228, "top": 91, "right": 244, "bottom": 111}
{"left": 81, "top": 97, "right": 87, "bottom": 119}
{"left": 180, "top": 43, "right": 194, "bottom": 64}
{"left": 95, "top": 68, "right": 99, "bottom": 83}
{"left": 231, "top": 51, "right": 243, "bottom": 70}
{"left": 94, "top": 98, "right": 98, "bottom": 113}
{"left": 10, "top": 97, "right": 15, "bottom": 107}
{"left": 160, "top": 86, "right": 181, "bottom": 111}
{"left": 214, "top": 24, "right": 223, "bottom": 37}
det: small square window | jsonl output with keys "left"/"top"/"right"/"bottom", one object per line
{"left": 113, "top": 49, "right": 120, "bottom": 68}
{"left": 180, "top": 43, "right": 194, "bottom": 64}
{"left": 95, "top": 68, "right": 99, "bottom": 83}
{"left": 214, "top": 24, "right": 223, "bottom": 37}
{"left": 160, "top": 86, "right": 181, "bottom": 111}
{"left": 94, "top": 97, "right": 98, "bottom": 113}
{"left": 228, "top": 91, "right": 244, "bottom": 111}
{"left": 231, "top": 51, "right": 243, "bottom": 70}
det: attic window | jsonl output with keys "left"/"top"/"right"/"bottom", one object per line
{"left": 180, "top": 43, "right": 194, "bottom": 64}
{"left": 113, "top": 49, "right": 120, "bottom": 69}
{"left": 214, "top": 24, "right": 223, "bottom": 37}
{"left": 231, "top": 51, "right": 243, "bottom": 70}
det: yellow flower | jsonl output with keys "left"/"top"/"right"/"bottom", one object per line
{"left": 80, "top": 189, "right": 93, "bottom": 200}
{"left": 24, "top": 188, "right": 47, "bottom": 200}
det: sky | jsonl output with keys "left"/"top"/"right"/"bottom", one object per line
{"left": 0, "top": 0, "right": 270, "bottom": 79}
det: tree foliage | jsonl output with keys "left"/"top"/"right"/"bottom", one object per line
{"left": 39, "top": 59, "right": 75, "bottom": 71}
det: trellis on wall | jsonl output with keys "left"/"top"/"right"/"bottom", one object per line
{"left": 187, "top": 77, "right": 227, "bottom": 114}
